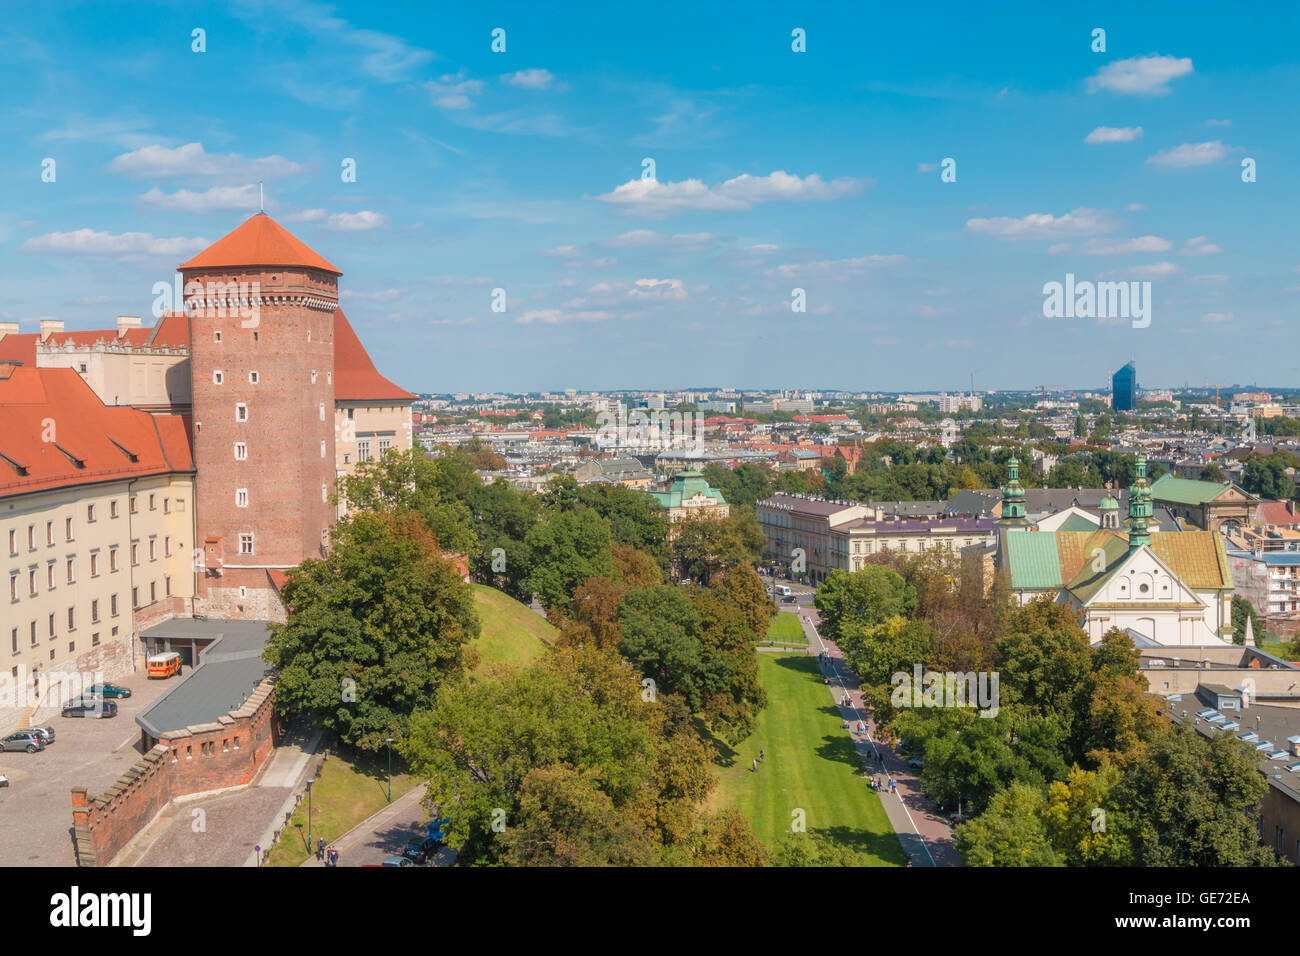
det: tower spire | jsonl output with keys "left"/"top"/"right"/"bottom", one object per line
{"left": 996, "top": 457, "right": 1029, "bottom": 527}
{"left": 1127, "top": 454, "right": 1153, "bottom": 551}
{"left": 259, "top": 180, "right": 264, "bottom": 213}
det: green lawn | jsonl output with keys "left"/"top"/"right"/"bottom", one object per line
{"left": 764, "top": 611, "right": 806, "bottom": 645}
{"left": 1260, "top": 640, "right": 1300, "bottom": 662}
{"left": 267, "top": 748, "right": 418, "bottom": 867}
{"left": 468, "top": 583, "right": 557, "bottom": 672}
{"left": 712, "top": 653, "right": 904, "bottom": 866}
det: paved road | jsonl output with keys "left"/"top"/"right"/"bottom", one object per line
{"left": 301, "top": 782, "right": 455, "bottom": 868}
{"left": 798, "top": 608, "right": 961, "bottom": 867}
{"left": 0, "top": 670, "right": 175, "bottom": 866}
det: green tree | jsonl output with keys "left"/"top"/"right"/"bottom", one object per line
{"left": 524, "top": 509, "right": 614, "bottom": 612}
{"left": 265, "top": 512, "right": 479, "bottom": 750}
{"left": 814, "top": 566, "right": 918, "bottom": 642}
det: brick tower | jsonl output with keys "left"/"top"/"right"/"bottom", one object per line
{"left": 179, "top": 213, "right": 339, "bottom": 618}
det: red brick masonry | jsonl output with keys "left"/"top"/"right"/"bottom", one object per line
{"left": 70, "top": 677, "right": 277, "bottom": 866}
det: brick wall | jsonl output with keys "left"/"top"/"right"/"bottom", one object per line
{"left": 71, "top": 677, "right": 278, "bottom": 866}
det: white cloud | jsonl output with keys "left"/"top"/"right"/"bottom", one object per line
{"left": 628, "top": 278, "right": 687, "bottom": 300}
{"left": 599, "top": 230, "right": 719, "bottom": 250}
{"left": 501, "top": 69, "right": 554, "bottom": 90}
{"left": 324, "top": 211, "right": 387, "bottom": 231}
{"left": 1202, "top": 312, "right": 1234, "bottom": 323}
{"left": 1086, "top": 54, "right": 1193, "bottom": 95}
{"left": 1206, "top": 118, "right": 1232, "bottom": 127}
{"left": 516, "top": 308, "right": 611, "bottom": 325}
{"left": 22, "top": 229, "right": 210, "bottom": 257}
{"left": 1190, "top": 274, "right": 1228, "bottom": 283}
{"left": 342, "top": 288, "right": 408, "bottom": 302}
{"left": 1147, "top": 141, "right": 1235, "bottom": 167}
{"left": 425, "top": 73, "right": 483, "bottom": 110}
{"left": 596, "top": 170, "right": 865, "bottom": 218}
{"left": 107, "top": 143, "right": 306, "bottom": 181}
{"left": 1179, "top": 236, "right": 1222, "bottom": 256}
{"left": 916, "top": 162, "right": 939, "bottom": 173}
{"left": 137, "top": 184, "right": 260, "bottom": 213}
{"left": 767, "top": 255, "right": 906, "bottom": 279}
{"left": 284, "top": 209, "right": 327, "bottom": 223}
{"left": 1100, "top": 262, "right": 1180, "bottom": 279}
{"left": 1126, "top": 203, "right": 1146, "bottom": 212}
{"left": 965, "top": 207, "right": 1116, "bottom": 241}
{"left": 542, "top": 244, "right": 580, "bottom": 258}
{"left": 1085, "top": 126, "right": 1143, "bottom": 144}
{"left": 1079, "top": 236, "right": 1171, "bottom": 256}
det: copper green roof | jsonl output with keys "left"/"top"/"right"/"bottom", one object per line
{"left": 1056, "top": 513, "right": 1098, "bottom": 533}
{"left": 1004, "top": 530, "right": 1063, "bottom": 590}
{"left": 1004, "top": 528, "right": 1232, "bottom": 598}
{"left": 648, "top": 471, "right": 726, "bottom": 509}
{"left": 1148, "top": 473, "right": 1241, "bottom": 506}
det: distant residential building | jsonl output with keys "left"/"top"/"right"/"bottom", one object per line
{"left": 1149, "top": 473, "right": 1259, "bottom": 533}
{"left": 757, "top": 493, "right": 994, "bottom": 583}
{"left": 647, "top": 469, "right": 729, "bottom": 523}
{"left": 1112, "top": 361, "right": 1137, "bottom": 412}
{"left": 572, "top": 457, "right": 655, "bottom": 489}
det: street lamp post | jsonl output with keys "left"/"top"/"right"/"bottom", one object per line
{"left": 305, "top": 777, "right": 317, "bottom": 856}
{"left": 385, "top": 738, "right": 395, "bottom": 804}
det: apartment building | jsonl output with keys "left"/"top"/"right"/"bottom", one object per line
{"left": 0, "top": 363, "right": 195, "bottom": 706}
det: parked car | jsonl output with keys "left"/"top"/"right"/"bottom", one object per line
{"left": 85, "top": 682, "right": 132, "bottom": 699}
{"left": 402, "top": 835, "right": 439, "bottom": 863}
{"left": 0, "top": 773, "right": 8, "bottom": 788}
{"left": 61, "top": 698, "right": 118, "bottom": 719}
{"left": 781, "top": 594, "right": 798, "bottom": 604}
{"left": 907, "top": 756, "right": 925, "bottom": 770}
{"left": 0, "top": 731, "right": 45, "bottom": 753}
{"left": 20, "top": 726, "right": 55, "bottom": 745}
{"left": 380, "top": 856, "right": 414, "bottom": 867}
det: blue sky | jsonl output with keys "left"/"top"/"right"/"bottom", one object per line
{"left": 2, "top": 1, "right": 1297, "bottom": 394}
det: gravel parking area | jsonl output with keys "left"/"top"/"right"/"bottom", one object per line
{"left": 0, "top": 670, "right": 176, "bottom": 866}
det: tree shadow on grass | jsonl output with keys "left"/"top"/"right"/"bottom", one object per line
{"left": 814, "top": 733, "right": 870, "bottom": 773}
{"left": 811, "top": 824, "right": 909, "bottom": 866}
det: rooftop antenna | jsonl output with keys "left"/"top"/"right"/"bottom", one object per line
{"left": 258, "top": 180, "right": 264, "bottom": 213}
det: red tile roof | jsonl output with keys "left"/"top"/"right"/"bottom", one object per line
{"left": 333, "top": 309, "right": 415, "bottom": 403}
{"left": 179, "top": 212, "right": 341, "bottom": 275}
{"left": 0, "top": 367, "right": 193, "bottom": 497}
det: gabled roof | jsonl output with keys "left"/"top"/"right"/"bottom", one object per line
{"left": 0, "top": 367, "right": 193, "bottom": 497}
{"left": 1150, "top": 472, "right": 1256, "bottom": 506}
{"left": 1004, "top": 528, "right": 1233, "bottom": 596}
{"left": 179, "top": 212, "right": 341, "bottom": 275}
{"left": 333, "top": 309, "right": 415, "bottom": 403}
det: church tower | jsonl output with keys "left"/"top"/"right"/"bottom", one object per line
{"left": 996, "top": 457, "right": 1030, "bottom": 527}
{"left": 1127, "top": 454, "right": 1153, "bottom": 551}
{"left": 179, "top": 213, "right": 339, "bottom": 618}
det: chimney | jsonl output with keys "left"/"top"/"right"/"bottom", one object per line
{"left": 0, "top": 321, "right": 18, "bottom": 340}
{"left": 116, "top": 315, "right": 141, "bottom": 336}
{"left": 39, "top": 319, "right": 64, "bottom": 341}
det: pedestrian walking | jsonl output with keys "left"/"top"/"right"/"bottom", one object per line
{"left": 752, "top": 758, "right": 758, "bottom": 773}
{"left": 759, "top": 749, "right": 765, "bottom": 762}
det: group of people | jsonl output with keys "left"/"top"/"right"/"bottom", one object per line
{"left": 750, "top": 749, "right": 766, "bottom": 773}
{"left": 870, "top": 775, "right": 898, "bottom": 795}
{"left": 315, "top": 838, "right": 340, "bottom": 867}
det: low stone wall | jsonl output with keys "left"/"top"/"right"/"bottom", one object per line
{"left": 71, "top": 677, "right": 277, "bottom": 866}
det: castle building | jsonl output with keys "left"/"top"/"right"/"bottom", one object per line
{"left": 0, "top": 214, "right": 415, "bottom": 709}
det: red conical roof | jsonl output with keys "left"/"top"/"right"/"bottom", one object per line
{"left": 179, "top": 212, "right": 341, "bottom": 274}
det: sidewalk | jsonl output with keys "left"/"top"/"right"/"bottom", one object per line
{"left": 300, "top": 782, "right": 455, "bottom": 867}
{"left": 798, "top": 609, "right": 961, "bottom": 867}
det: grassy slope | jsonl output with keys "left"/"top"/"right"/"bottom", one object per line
{"left": 268, "top": 749, "right": 417, "bottom": 866}
{"left": 468, "top": 583, "right": 557, "bottom": 671}
{"left": 712, "top": 653, "right": 904, "bottom": 866}
{"left": 765, "top": 610, "right": 807, "bottom": 644}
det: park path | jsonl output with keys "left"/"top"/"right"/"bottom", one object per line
{"left": 797, "top": 608, "right": 961, "bottom": 867}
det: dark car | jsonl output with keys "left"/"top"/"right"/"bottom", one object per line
{"left": 0, "top": 731, "right": 45, "bottom": 753}
{"left": 781, "top": 594, "right": 797, "bottom": 604}
{"left": 402, "top": 835, "right": 440, "bottom": 863}
{"left": 61, "top": 698, "right": 118, "bottom": 719}
{"left": 85, "top": 682, "right": 132, "bottom": 699}
{"left": 20, "top": 726, "right": 55, "bottom": 745}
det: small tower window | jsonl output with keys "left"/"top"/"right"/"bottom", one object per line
{"left": 249, "top": 371, "right": 259, "bottom": 384}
